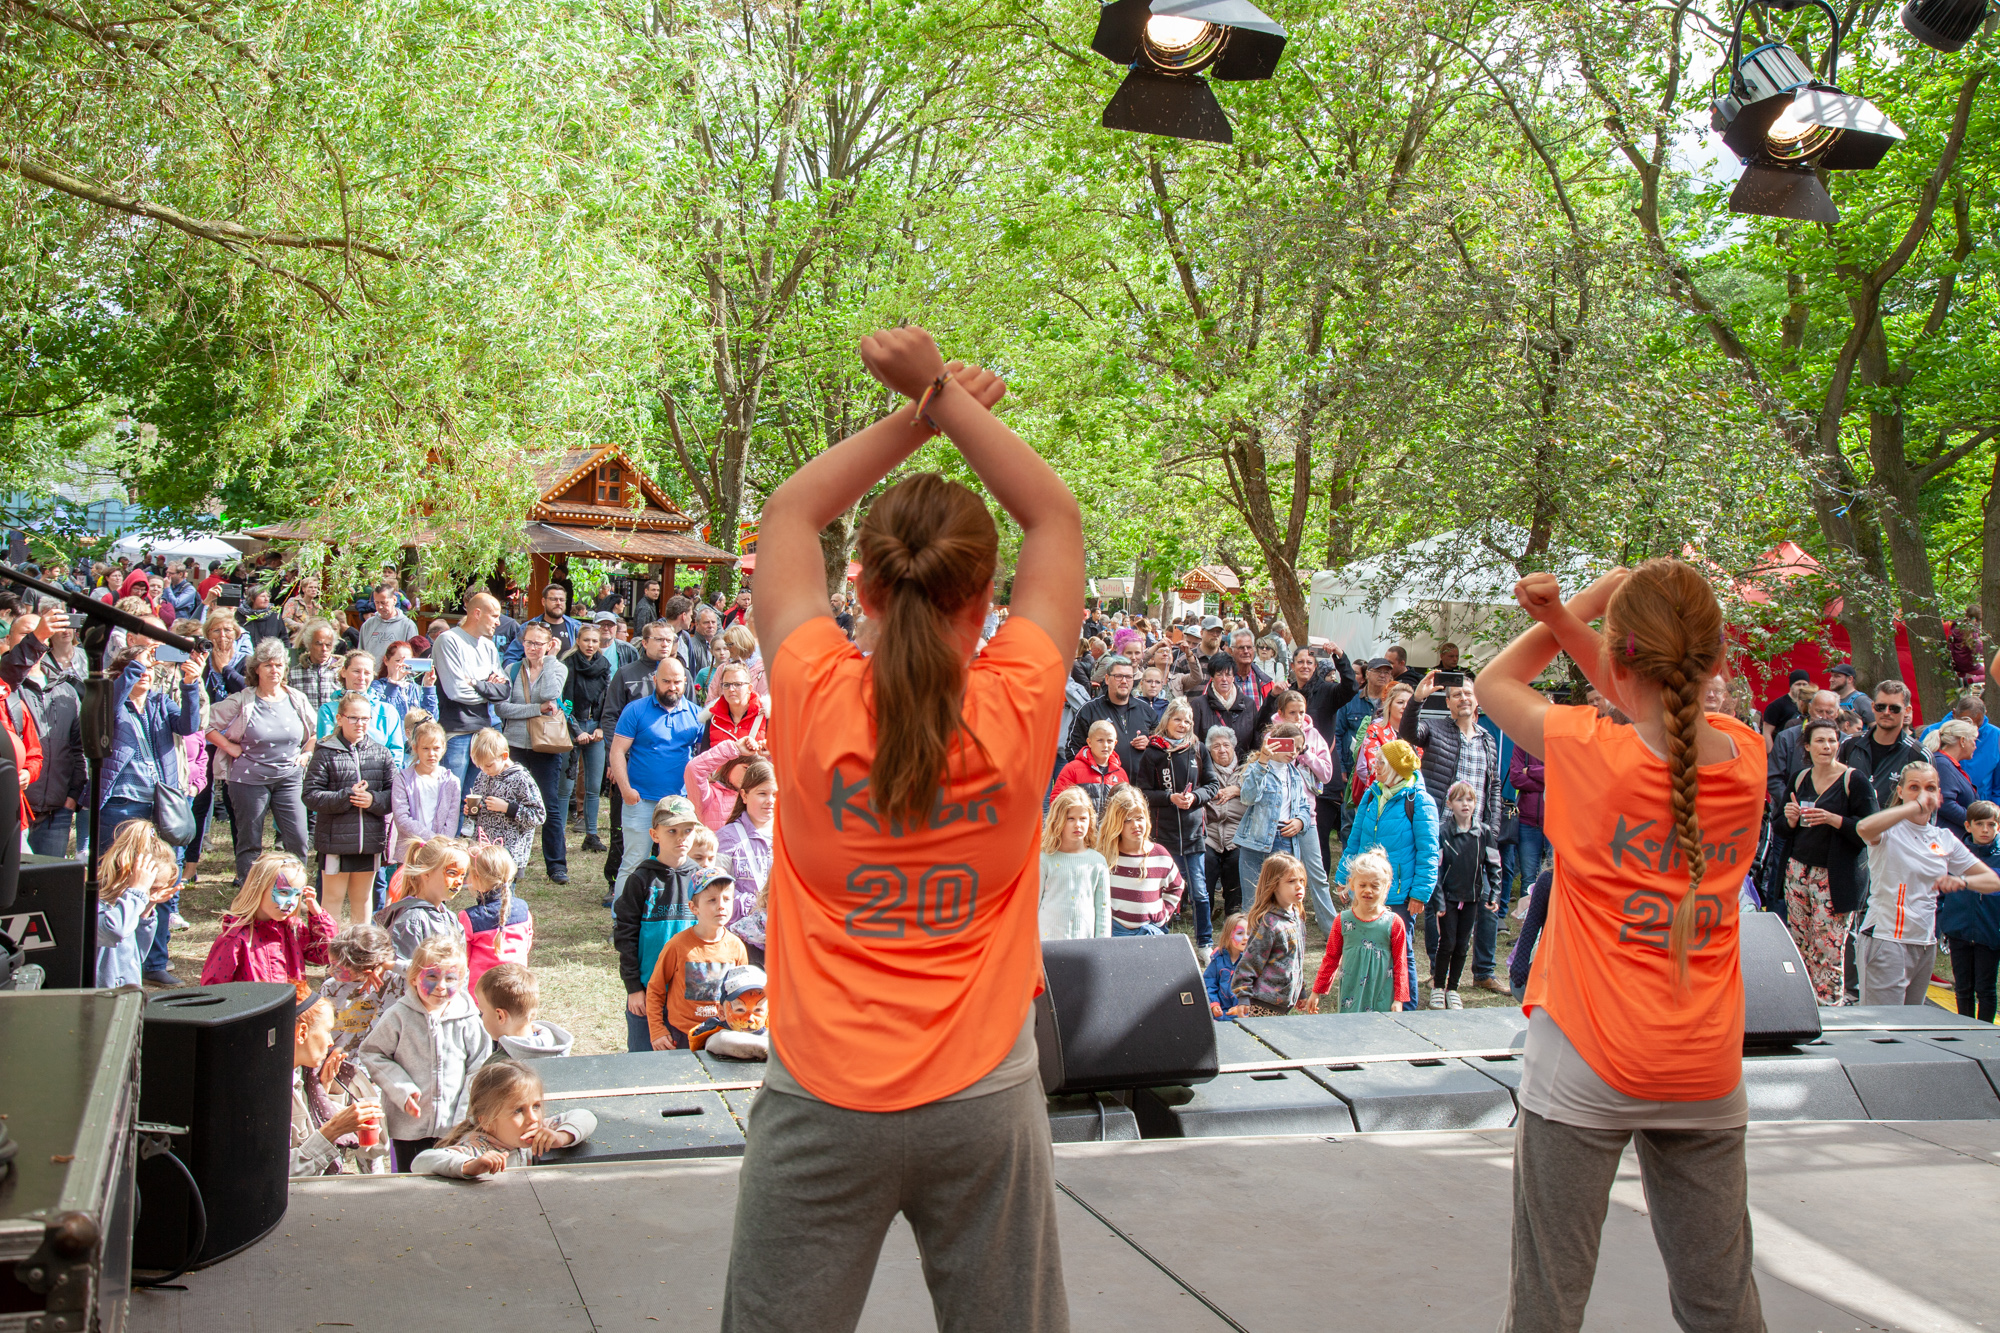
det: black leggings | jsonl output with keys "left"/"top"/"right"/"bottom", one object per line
{"left": 1432, "top": 898, "right": 1477, "bottom": 990}
{"left": 1949, "top": 937, "right": 1999, "bottom": 1023}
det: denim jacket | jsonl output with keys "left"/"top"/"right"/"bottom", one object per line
{"left": 1234, "top": 758, "right": 1315, "bottom": 854}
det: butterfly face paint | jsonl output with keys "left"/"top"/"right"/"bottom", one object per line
{"left": 417, "top": 966, "right": 464, "bottom": 1005}
{"left": 269, "top": 875, "right": 303, "bottom": 916}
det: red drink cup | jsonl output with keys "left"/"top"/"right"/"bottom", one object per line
{"left": 356, "top": 1103, "right": 381, "bottom": 1147}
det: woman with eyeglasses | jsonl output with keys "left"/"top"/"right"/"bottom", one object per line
{"left": 702, "top": 661, "right": 769, "bottom": 753}
{"left": 370, "top": 641, "right": 438, "bottom": 758}
{"left": 559, "top": 622, "right": 612, "bottom": 852}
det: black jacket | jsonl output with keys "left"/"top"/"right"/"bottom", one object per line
{"left": 1191, "top": 683, "right": 1257, "bottom": 757}
{"left": 11, "top": 671, "right": 85, "bottom": 818}
{"left": 1781, "top": 763, "right": 1875, "bottom": 914}
{"left": 301, "top": 732, "right": 397, "bottom": 856}
{"left": 563, "top": 648, "right": 614, "bottom": 731}
{"left": 237, "top": 606, "right": 288, "bottom": 646}
{"left": 1065, "top": 692, "right": 1155, "bottom": 764}
{"left": 1250, "top": 659, "right": 1356, "bottom": 746}
{"left": 602, "top": 652, "right": 669, "bottom": 738}
{"left": 1839, "top": 729, "right": 1925, "bottom": 810}
{"left": 1398, "top": 706, "right": 1504, "bottom": 844}
{"left": 1131, "top": 738, "right": 1220, "bottom": 856}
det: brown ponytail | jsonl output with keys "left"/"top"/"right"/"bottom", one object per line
{"left": 854, "top": 473, "right": 998, "bottom": 829}
{"left": 1604, "top": 559, "right": 1724, "bottom": 991}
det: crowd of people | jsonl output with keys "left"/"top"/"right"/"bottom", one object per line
{"left": 1042, "top": 612, "right": 1539, "bottom": 1013}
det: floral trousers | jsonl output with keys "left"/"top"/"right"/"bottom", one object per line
{"left": 1784, "top": 858, "right": 1850, "bottom": 1006}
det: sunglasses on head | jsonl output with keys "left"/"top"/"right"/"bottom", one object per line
{"left": 1874, "top": 702, "right": 1903, "bottom": 713}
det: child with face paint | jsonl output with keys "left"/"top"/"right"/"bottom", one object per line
{"left": 358, "top": 934, "right": 493, "bottom": 1171}
{"left": 409, "top": 1060, "right": 596, "bottom": 1179}
{"left": 319, "top": 924, "right": 406, "bottom": 1058}
{"left": 644, "top": 867, "right": 747, "bottom": 1051}
{"left": 199, "top": 852, "right": 337, "bottom": 986}
{"left": 374, "top": 835, "right": 471, "bottom": 964}
{"left": 1202, "top": 911, "right": 1249, "bottom": 1019}
{"left": 690, "top": 964, "right": 769, "bottom": 1060}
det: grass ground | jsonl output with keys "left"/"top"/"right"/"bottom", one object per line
{"left": 156, "top": 821, "right": 1529, "bottom": 1053}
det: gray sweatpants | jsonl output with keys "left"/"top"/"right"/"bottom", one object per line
{"left": 1856, "top": 931, "right": 1936, "bottom": 1006}
{"left": 721, "top": 1074, "right": 1069, "bottom": 1333}
{"left": 1501, "top": 1109, "right": 1765, "bottom": 1333}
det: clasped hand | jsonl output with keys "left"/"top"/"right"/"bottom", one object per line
{"left": 857, "top": 327, "right": 1009, "bottom": 416}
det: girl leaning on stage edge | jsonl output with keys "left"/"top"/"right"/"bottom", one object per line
{"left": 1476, "top": 560, "right": 1769, "bottom": 1333}
{"left": 720, "top": 327, "right": 1083, "bottom": 1333}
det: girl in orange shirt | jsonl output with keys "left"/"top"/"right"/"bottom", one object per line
{"left": 1478, "top": 560, "right": 1767, "bottom": 1333}
{"left": 721, "top": 327, "right": 1083, "bottom": 1333}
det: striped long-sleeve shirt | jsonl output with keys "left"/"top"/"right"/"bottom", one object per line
{"left": 1108, "top": 843, "right": 1186, "bottom": 930}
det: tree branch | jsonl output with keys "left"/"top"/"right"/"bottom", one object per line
{"left": 0, "top": 152, "right": 403, "bottom": 262}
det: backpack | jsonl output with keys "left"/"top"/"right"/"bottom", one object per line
{"left": 460, "top": 902, "right": 534, "bottom": 984}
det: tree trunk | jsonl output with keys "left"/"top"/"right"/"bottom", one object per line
{"left": 1983, "top": 452, "right": 2000, "bottom": 720}
{"left": 1867, "top": 402, "right": 1952, "bottom": 719}
{"left": 819, "top": 510, "right": 854, "bottom": 600}
{"left": 1130, "top": 552, "right": 1156, "bottom": 622}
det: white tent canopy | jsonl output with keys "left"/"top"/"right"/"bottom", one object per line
{"left": 1308, "top": 527, "right": 1599, "bottom": 666}
{"left": 108, "top": 531, "right": 259, "bottom": 566}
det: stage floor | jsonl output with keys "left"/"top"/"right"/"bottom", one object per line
{"left": 130, "top": 1118, "right": 1998, "bottom": 1332}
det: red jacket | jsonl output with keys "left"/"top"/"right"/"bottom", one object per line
{"left": 706, "top": 692, "right": 770, "bottom": 752}
{"left": 199, "top": 909, "right": 336, "bottom": 986}
{"left": 0, "top": 681, "right": 41, "bottom": 832}
{"left": 1052, "top": 750, "right": 1129, "bottom": 817}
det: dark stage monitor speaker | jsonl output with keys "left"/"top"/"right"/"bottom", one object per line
{"left": 5, "top": 855, "right": 90, "bottom": 989}
{"left": 135, "top": 983, "right": 293, "bottom": 1271}
{"left": 1036, "top": 936, "right": 1219, "bottom": 1095}
{"left": 1740, "top": 910, "right": 1822, "bottom": 1049}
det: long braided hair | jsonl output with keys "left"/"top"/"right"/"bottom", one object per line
{"left": 1604, "top": 559, "right": 1725, "bottom": 991}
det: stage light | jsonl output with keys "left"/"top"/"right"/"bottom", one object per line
{"left": 1708, "top": 15, "right": 1904, "bottom": 224}
{"left": 1901, "top": 0, "right": 1990, "bottom": 51}
{"left": 1093, "top": 0, "right": 1287, "bottom": 145}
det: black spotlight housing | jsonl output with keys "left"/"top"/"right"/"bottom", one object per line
{"left": 1709, "top": 34, "right": 1904, "bottom": 223}
{"left": 1901, "top": 0, "right": 1990, "bottom": 50}
{"left": 1093, "top": 0, "right": 1287, "bottom": 145}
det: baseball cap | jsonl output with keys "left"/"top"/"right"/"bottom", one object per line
{"left": 718, "top": 964, "right": 767, "bottom": 1002}
{"left": 592, "top": 610, "right": 621, "bottom": 624}
{"left": 1827, "top": 662, "right": 1855, "bottom": 679}
{"left": 692, "top": 865, "right": 737, "bottom": 897}
{"left": 1200, "top": 616, "right": 1223, "bottom": 631}
{"left": 651, "top": 795, "right": 700, "bottom": 829}
{"left": 1364, "top": 657, "right": 1394, "bottom": 672}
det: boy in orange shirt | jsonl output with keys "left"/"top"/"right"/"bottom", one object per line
{"left": 646, "top": 868, "right": 747, "bottom": 1051}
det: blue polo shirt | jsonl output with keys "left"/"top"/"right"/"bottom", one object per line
{"left": 614, "top": 691, "right": 705, "bottom": 801}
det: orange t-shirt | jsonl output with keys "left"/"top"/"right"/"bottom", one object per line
{"left": 1523, "top": 706, "right": 1765, "bottom": 1102}
{"left": 765, "top": 615, "right": 1065, "bottom": 1111}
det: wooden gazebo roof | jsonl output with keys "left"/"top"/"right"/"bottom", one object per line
{"left": 248, "top": 446, "right": 738, "bottom": 568}
{"left": 1178, "top": 564, "right": 1241, "bottom": 596}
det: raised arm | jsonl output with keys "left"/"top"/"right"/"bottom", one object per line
{"left": 1477, "top": 569, "right": 1628, "bottom": 760}
{"left": 754, "top": 327, "right": 1081, "bottom": 655}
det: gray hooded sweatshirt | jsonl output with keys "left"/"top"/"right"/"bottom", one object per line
{"left": 359, "top": 989, "right": 492, "bottom": 1140}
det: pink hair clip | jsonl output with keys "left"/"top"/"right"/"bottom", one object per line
{"left": 1624, "top": 632, "right": 1637, "bottom": 657}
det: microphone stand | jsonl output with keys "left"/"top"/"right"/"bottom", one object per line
{"left": 0, "top": 563, "right": 201, "bottom": 908}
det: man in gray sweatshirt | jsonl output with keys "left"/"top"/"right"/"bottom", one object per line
{"left": 433, "top": 592, "right": 510, "bottom": 809}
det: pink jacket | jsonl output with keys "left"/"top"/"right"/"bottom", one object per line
{"left": 684, "top": 739, "right": 749, "bottom": 831}
{"left": 199, "top": 909, "right": 336, "bottom": 986}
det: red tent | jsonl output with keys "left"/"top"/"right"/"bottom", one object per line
{"left": 1726, "top": 542, "right": 1923, "bottom": 726}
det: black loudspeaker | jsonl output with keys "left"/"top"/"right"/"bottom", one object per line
{"left": 135, "top": 983, "right": 293, "bottom": 1271}
{"left": 1035, "top": 936, "right": 1219, "bottom": 1095}
{"left": 4, "top": 855, "right": 90, "bottom": 988}
{"left": 1740, "top": 910, "right": 1822, "bottom": 1049}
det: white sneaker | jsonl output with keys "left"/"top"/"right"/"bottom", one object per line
{"left": 169, "top": 913, "right": 189, "bottom": 931}
{"left": 1446, "top": 989, "right": 1464, "bottom": 1009}
{"left": 1196, "top": 945, "right": 1214, "bottom": 966}
{"left": 1429, "top": 987, "right": 1447, "bottom": 1009}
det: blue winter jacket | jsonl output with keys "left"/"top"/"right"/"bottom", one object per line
{"left": 1336, "top": 776, "right": 1439, "bottom": 906}
{"left": 99, "top": 659, "right": 202, "bottom": 803}
{"left": 1203, "top": 948, "right": 1243, "bottom": 1016}
{"left": 1940, "top": 836, "right": 2000, "bottom": 950}
{"left": 1235, "top": 758, "right": 1315, "bottom": 854}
